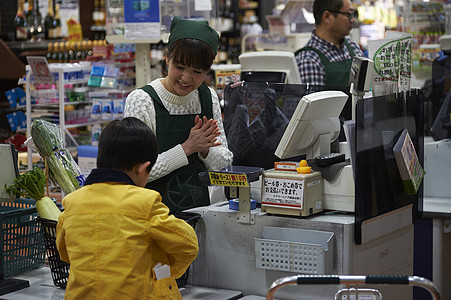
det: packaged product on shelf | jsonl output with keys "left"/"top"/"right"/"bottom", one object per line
{"left": 101, "top": 99, "right": 113, "bottom": 119}
{"left": 74, "top": 86, "right": 88, "bottom": 101}
{"left": 6, "top": 111, "right": 26, "bottom": 132}
{"left": 64, "top": 84, "right": 76, "bottom": 102}
{"left": 88, "top": 76, "right": 102, "bottom": 87}
{"left": 5, "top": 87, "right": 26, "bottom": 108}
{"left": 91, "top": 98, "right": 103, "bottom": 119}
{"left": 100, "top": 77, "right": 117, "bottom": 88}
{"left": 103, "top": 65, "right": 119, "bottom": 77}
{"left": 79, "top": 61, "right": 92, "bottom": 79}
{"left": 91, "top": 124, "right": 102, "bottom": 146}
{"left": 113, "top": 99, "right": 124, "bottom": 119}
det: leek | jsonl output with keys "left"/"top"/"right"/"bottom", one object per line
{"left": 30, "top": 119, "right": 86, "bottom": 194}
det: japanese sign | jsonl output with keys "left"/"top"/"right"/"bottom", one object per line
{"left": 208, "top": 172, "right": 249, "bottom": 187}
{"left": 262, "top": 177, "right": 304, "bottom": 208}
{"left": 368, "top": 31, "right": 412, "bottom": 97}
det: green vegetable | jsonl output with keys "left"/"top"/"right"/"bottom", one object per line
{"left": 4, "top": 168, "right": 61, "bottom": 221}
{"left": 36, "top": 196, "right": 62, "bottom": 221}
{"left": 31, "top": 119, "right": 86, "bottom": 194}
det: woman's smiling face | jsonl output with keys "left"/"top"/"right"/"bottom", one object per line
{"left": 162, "top": 59, "right": 209, "bottom": 96}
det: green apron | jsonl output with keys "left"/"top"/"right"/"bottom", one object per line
{"left": 140, "top": 84, "right": 213, "bottom": 212}
{"left": 298, "top": 40, "right": 356, "bottom": 86}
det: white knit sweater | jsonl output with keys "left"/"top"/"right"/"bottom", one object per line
{"left": 124, "top": 79, "right": 233, "bottom": 182}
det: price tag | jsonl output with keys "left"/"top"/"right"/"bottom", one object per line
{"left": 208, "top": 172, "right": 249, "bottom": 187}
{"left": 26, "top": 56, "right": 54, "bottom": 83}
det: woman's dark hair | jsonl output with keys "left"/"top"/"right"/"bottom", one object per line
{"left": 313, "top": 0, "right": 344, "bottom": 25}
{"left": 97, "top": 117, "right": 158, "bottom": 172}
{"left": 166, "top": 38, "right": 216, "bottom": 70}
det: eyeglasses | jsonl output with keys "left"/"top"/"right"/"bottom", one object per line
{"left": 327, "top": 9, "right": 357, "bottom": 21}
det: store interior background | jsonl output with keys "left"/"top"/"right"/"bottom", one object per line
{"left": 0, "top": 0, "right": 449, "bottom": 146}
{"left": 0, "top": 0, "right": 450, "bottom": 299}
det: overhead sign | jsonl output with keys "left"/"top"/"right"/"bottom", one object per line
{"left": 124, "top": 0, "right": 160, "bottom": 40}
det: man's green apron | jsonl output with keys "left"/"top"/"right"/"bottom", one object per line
{"left": 140, "top": 84, "right": 212, "bottom": 212}
{"left": 298, "top": 40, "right": 356, "bottom": 86}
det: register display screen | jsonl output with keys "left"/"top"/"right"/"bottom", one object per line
{"left": 223, "top": 82, "right": 352, "bottom": 169}
{"left": 354, "top": 90, "right": 424, "bottom": 244}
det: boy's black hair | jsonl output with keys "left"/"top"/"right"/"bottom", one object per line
{"left": 167, "top": 38, "right": 216, "bottom": 71}
{"left": 97, "top": 117, "right": 158, "bottom": 172}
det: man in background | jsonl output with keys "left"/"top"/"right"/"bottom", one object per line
{"left": 295, "top": 0, "right": 364, "bottom": 86}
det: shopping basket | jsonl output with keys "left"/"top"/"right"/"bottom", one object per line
{"left": 170, "top": 210, "right": 202, "bottom": 288}
{"left": 266, "top": 275, "right": 441, "bottom": 300}
{"left": 37, "top": 218, "right": 70, "bottom": 288}
{"left": 37, "top": 211, "right": 201, "bottom": 289}
{"left": 0, "top": 199, "right": 46, "bottom": 278}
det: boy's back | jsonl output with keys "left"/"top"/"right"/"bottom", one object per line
{"left": 56, "top": 117, "right": 199, "bottom": 299}
{"left": 56, "top": 171, "right": 199, "bottom": 299}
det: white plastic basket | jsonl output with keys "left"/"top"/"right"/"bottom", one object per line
{"left": 255, "top": 226, "right": 334, "bottom": 274}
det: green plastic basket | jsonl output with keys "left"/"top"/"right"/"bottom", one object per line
{"left": 0, "top": 199, "right": 46, "bottom": 278}
{"left": 38, "top": 218, "right": 70, "bottom": 288}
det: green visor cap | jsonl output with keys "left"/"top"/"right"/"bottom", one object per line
{"left": 168, "top": 16, "right": 219, "bottom": 55}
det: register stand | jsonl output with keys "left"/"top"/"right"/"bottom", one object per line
{"left": 187, "top": 75, "right": 425, "bottom": 298}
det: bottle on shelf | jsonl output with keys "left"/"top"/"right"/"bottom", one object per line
{"left": 75, "top": 41, "right": 84, "bottom": 61}
{"left": 14, "top": 0, "right": 28, "bottom": 41}
{"left": 46, "top": 42, "right": 53, "bottom": 63}
{"left": 62, "top": 41, "right": 70, "bottom": 62}
{"left": 25, "top": 0, "right": 32, "bottom": 19}
{"left": 81, "top": 40, "right": 89, "bottom": 59}
{"left": 26, "top": 0, "right": 35, "bottom": 39}
{"left": 58, "top": 41, "right": 66, "bottom": 62}
{"left": 44, "top": 0, "right": 55, "bottom": 39}
{"left": 51, "top": 41, "right": 59, "bottom": 62}
{"left": 53, "top": 3, "right": 62, "bottom": 39}
{"left": 99, "top": 0, "right": 106, "bottom": 26}
{"left": 30, "top": 0, "right": 44, "bottom": 40}
{"left": 87, "top": 40, "right": 93, "bottom": 57}
{"left": 68, "top": 41, "right": 76, "bottom": 62}
{"left": 92, "top": 0, "right": 106, "bottom": 27}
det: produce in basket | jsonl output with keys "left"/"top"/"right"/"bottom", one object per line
{"left": 4, "top": 168, "right": 61, "bottom": 221}
{"left": 31, "top": 119, "right": 86, "bottom": 194}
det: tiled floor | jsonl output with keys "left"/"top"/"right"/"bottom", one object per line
{"left": 0, "top": 267, "right": 256, "bottom": 300}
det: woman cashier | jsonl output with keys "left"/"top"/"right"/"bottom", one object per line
{"left": 124, "top": 17, "right": 233, "bottom": 212}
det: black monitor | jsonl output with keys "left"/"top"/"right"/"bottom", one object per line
{"left": 223, "top": 82, "right": 353, "bottom": 170}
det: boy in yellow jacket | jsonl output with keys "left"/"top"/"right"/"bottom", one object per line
{"left": 56, "top": 117, "right": 199, "bottom": 299}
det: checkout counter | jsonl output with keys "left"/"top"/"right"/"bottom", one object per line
{"left": 183, "top": 70, "right": 426, "bottom": 298}
{"left": 187, "top": 204, "right": 413, "bottom": 299}
{"left": 421, "top": 137, "right": 451, "bottom": 300}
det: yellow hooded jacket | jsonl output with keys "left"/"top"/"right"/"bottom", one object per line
{"left": 56, "top": 178, "right": 199, "bottom": 299}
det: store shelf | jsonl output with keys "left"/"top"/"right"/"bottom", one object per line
{"left": 24, "top": 64, "right": 98, "bottom": 170}
{"left": 65, "top": 120, "right": 109, "bottom": 129}
{"left": 105, "top": 35, "right": 161, "bottom": 45}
